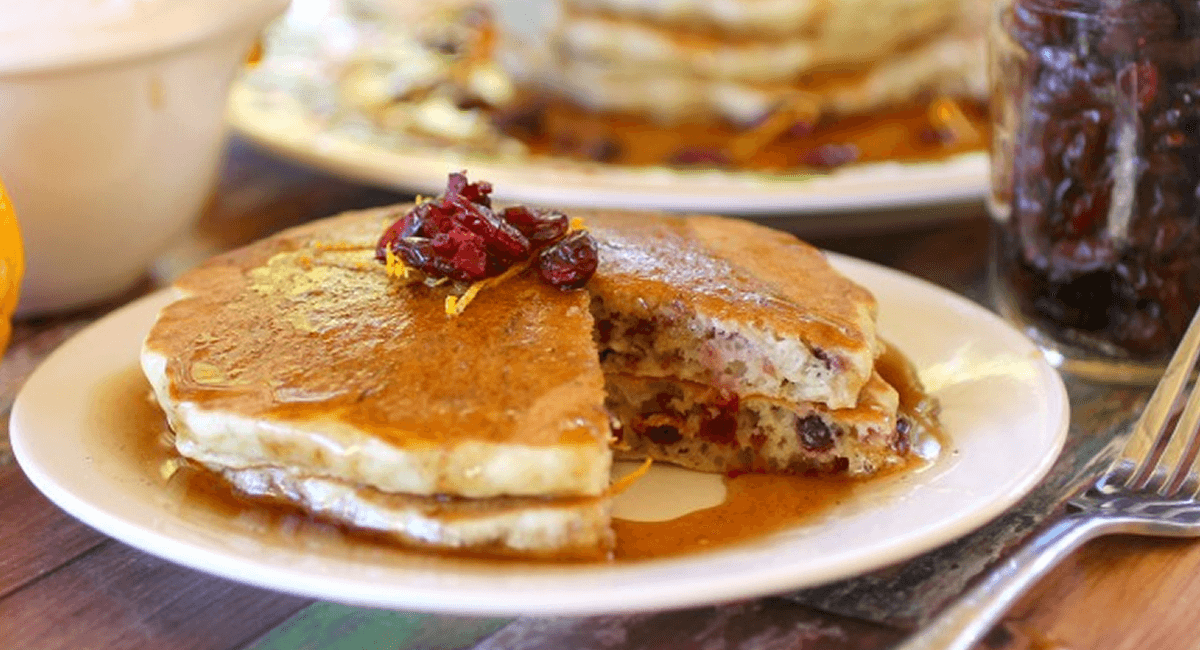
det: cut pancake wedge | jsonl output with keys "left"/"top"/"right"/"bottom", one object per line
{"left": 141, "top": 208, "right": 613, "bottom": 501}
{"left": 587, "top": 211, "right": 880, "bottom": 410}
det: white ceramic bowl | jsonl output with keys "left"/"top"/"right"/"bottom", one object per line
{"left": 0, "top": 0, "right": 290, "bottom": 315}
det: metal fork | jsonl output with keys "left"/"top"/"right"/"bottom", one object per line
{"left": 897, "top": 307, "right": 1200, "bottom": 650}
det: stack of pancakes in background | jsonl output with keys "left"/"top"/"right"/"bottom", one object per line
{"left": 489, "top": 0, "right": 987, "bottom": 168}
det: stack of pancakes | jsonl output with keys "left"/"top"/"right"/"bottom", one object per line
{"left": 492, "top": 0, "right": 987, "bottom": 128}
{"left": 142, "top": 208, "right": 920, "bottom": 559}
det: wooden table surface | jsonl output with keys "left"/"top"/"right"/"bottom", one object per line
{"left": 2, "top": 140, "right": 1198, "bottom": 650}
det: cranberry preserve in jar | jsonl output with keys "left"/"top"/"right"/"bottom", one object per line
{"left": 989, "top": 0, "right": 1200, "bottom": 380}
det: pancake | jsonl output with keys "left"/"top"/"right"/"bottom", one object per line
{"left": 586, "top": 211, "right": 879, "bottom": 410}
{"left": 141, "top": 208, "right": 613, "bottom": 500}
{"left": 493, "top": 0, "right": 987, "bottom": 127}
{"left": 562, "top": 0, "right": 921, "bottom": 35}
{"left": 546, "top": 31, "right": 985, "bottom": 126}
{"left": 142, "top": 204, "right": 922, "bottom": 558}
{"left": 555, "top": 5, "right": 958, "bottom": 84}
{"left": 218, "top": 466, "right": 612, "bottom": 559}
{"left": 606, "top": 371, "right": 905, "bottom": 476}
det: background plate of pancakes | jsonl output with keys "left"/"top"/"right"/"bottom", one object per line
{"left": 227, "top": 0, "right": 990, "bottom": 225}
{"left": 228, "top": 84, "right": 987, "bottom": 218}
{"left": 10, "top": 254, "right": 1068, "bottom": 616}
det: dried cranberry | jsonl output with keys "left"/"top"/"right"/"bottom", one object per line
{"left": 492, "top": 100, "right": 547, "bottom": 140}
{"left": 644, "top": 425, "right": 683, "bottom": 445}
{"left": 811, "top": 347, "right": 843, "bottom": 371}
{"left": 501, "top": 206, "right": 570, "bottom": 246}
{"left": 698, "top": 413, "right": 738, "bottom": 444}
{"left": 375, "top": 207, "right": 429, "bottom": 261}
{"left": 443, "top": 195, "right": 530, "bottom": 262}
{"left": 1117, "top": 60, "right": 1160, "bottom": 110}
{"left": 795, "top": 414, "right": 835, "bottom": 452}
{"left": 698, "top": 392, "right": 740, "bottom": 444}
{"left": 583, "top": 137, "right": 623, "bottom": 163}
{"left": 668, "top": 147, "right": 731, "bottom": 167}
{"left": 430, "top": 228, "right": 490, "bottom": 280}
{"left": 787, "top": 120, "right": 816, "bottom": 138}
{"left": 1098, "top": 1, "right": 1177, "bottom": 55}
{"left": 799, "top": 143, "right": 859, "bottom": 169}
{"left": 444, "top": 171, "right": 493, "bottom": 207}
{"left": 537, "top": 231, "right": 599, "bottom": 289}
{"left": 394, "top": 237, "right": 461, "bottom": 280}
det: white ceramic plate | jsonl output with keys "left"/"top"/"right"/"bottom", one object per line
{"left": 227, "top": 83, "right": 989, "bottom": 222}
{"left": 11, "top": 255, "right": 1068, "bottom": 616}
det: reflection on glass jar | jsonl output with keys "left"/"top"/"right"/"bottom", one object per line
{"left": 988, "top": 0, "right": 1200, "bottom": 382}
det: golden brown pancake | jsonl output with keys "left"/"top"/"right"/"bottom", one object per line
{"left": 142, "top": 208, "right": 612, "bottom": 500}
{"left": 586, "top": 211, "right": 879, "bottom": 410}
{"left": 142, "top": 206, "right": 919, "bottom": 558}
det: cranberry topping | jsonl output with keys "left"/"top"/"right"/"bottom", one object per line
{"left": 537, "top": 231, "right": 600, "bottom": 289}
{"left": 376, "top": 172, "right": 598, "bottom": 289}
{"left": 445, "top": 172, "right": 492, "bottom": 207}
{"left": 501, "top": 205, "right": 569, "bottom": 246}
{"left": 796, "top": 414, "right": 836, "bottom": 452}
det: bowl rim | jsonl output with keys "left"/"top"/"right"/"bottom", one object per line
{"left": 0, "top": 0, "right": 290, "bottom": 77}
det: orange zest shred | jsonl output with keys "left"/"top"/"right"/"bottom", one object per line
{"left": 384, "top": 248, "right": 415, "bottom": 280}
{"left": 444, "top": 256, "right": 535, "bottom": 316}
{"left": 608, "top": 457, "right": 654, "bottom": 496}
{"left": 729, "top": 92, "right": 821, "bottom": 163}
{"left": 927, "top": 97, "right": 980, "bottom": 146}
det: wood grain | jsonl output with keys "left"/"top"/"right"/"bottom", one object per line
{"left": 0, "top": 541, "right": 310, "bottom": 650}
{"left": 0, "top": 464, "right": 105, "bottom": 598}
{"left": 987, "top": 535, "right": 1200, "bottom": 650}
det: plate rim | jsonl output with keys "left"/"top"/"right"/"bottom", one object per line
{"left": 10, "top": 253, "right": 1069, "bottom": 616}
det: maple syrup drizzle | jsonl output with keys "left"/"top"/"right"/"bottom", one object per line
{"left": 105, "top": 347, "right": 941, "bottom": 563}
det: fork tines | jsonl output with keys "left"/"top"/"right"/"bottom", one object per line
{"left": 1109, "top": 309, "right": 1200, "bottom": 497}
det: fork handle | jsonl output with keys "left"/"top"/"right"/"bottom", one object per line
{"left": 894, "top": 513, "right": 1109, "bottom": 650}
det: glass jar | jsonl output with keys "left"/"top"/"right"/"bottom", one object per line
{"left": 988, "top": 0, "right": 1200, "bottom": 383}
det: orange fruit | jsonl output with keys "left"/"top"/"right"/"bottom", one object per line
{"left": 0, "top": 177, "right": 23, "bottom": 353}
